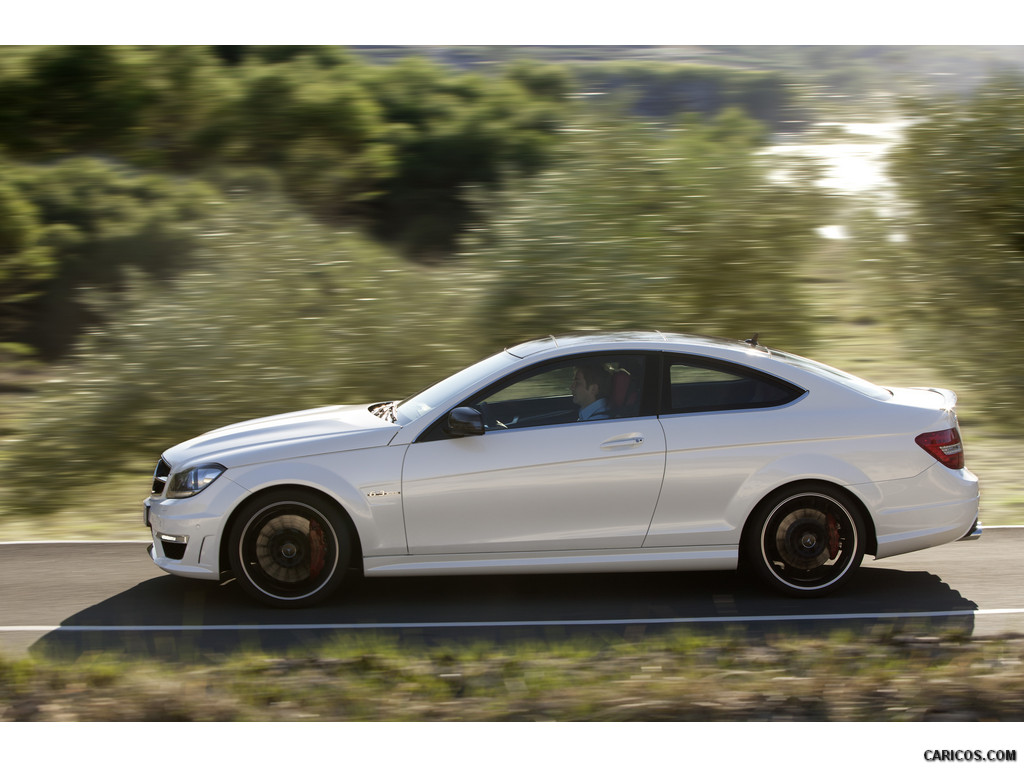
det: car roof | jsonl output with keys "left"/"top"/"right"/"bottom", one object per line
{"left": 506, "top": 331, "right": 764, "bottom": 358}
{"left": 503, "top": 332, "right": 897, "bottom": 403}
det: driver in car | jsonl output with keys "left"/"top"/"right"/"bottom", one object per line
{"left": 570, "top": 364, "right": 612, "bottom": 421}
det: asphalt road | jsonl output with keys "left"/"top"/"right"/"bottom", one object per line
{"left": 1, "top": 528, "right": 1022, "bottom": 659}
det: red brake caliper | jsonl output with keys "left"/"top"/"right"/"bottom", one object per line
{"left": 309, "top": 520, "right": 326, "bottom": 578}
{"left": 827, "top": 514, "right": 840, "bottom": 559}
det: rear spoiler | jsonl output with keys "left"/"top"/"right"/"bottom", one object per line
{"left": 909, "top": 387, "right": 958, "bottom": 411}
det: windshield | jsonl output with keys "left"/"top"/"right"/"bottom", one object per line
{"left": 394, "top": 350, "right": 515, "bottom": 425}
{"left": 771, "top": 350, "right": 893, "bottom": 400}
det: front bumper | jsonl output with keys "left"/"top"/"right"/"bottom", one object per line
{"left": 144, "top": 475, "right": 250, "bottom": 580}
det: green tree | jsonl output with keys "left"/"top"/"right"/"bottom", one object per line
{"left": 361, "top": 56, "right": 569, "bottom": 259}
{"left": 0, "top": 46, "right": 155, "bottom": 158}
{"left": 2, "top": 158, "right": 217, "bottom": 357}
{"left": 130, "top": 46, "right": 236, "bottom": 170}
{"left": 0, "top": 180, "right": 55, "bottom": 342}
{"left": 0, "top": 47, "right": 571, "bottom": 261}
{"left": 888, "top": 74, "right": 1024, "bottom": 420}
{"left": 463, "top": 111, "right": 829, "bottom": 348}
{"left": 571, "top": 61, "right": 800, "bottom": 127}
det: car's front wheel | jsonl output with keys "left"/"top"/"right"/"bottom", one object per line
{"left": 745, "top": 483, "right": 866, "bottom": 597}
{"left": 228, "top": 489, "right": 352, "bottom": 607}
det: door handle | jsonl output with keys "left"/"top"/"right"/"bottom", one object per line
{"left": 600, "top": 435, "right": 645, "bottom": 449}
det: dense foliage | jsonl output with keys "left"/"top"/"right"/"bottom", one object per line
{"left": 466, "top": 110, "right": 827, "bottom": 347}
{"left": 0, "top": 157, "right": 215, "bottom": 357}
{"left": 571, "top": 61, "right": 800, "bottom": 127}
{"left": 0, "top": 45, "right": 570, "bottom": 266}
{"left": 0, "top": 111, "right": 832, "bottom": 514}
{"left": 887, "top": 74, "right": 1024, "bottom": 417}
{"left": 0, "top": 45, "right": 829, "bottom": 365}
{"left": 4, "top": 45, "right": 1024, "bottom": 515}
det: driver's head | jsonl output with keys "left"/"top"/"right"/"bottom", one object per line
{"left": 570, "top": 364, "right": 610, "bottom": 408}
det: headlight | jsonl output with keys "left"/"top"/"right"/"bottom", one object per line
{"left": 166, "top": 463, "right": 226, "bottom": 499}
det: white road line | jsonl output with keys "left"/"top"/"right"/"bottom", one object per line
{"left": 0, "top": 540, "right": 151, "bottom": 545}
{"left": 2, "top": 608, "right": 1023, "bottom": 633}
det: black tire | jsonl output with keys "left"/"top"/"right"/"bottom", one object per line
{"left": 744, "top": 483, "right": 866, "bottom": 597}
{"left": 228, "top": 489, "right": 352, "bottom": 608}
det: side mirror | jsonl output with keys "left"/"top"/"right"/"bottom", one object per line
{"left": 447, "top": 407, "right": 485, "bottom": 437}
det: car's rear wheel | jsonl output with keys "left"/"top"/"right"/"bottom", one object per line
{"left": 745, "top": 484, "right": 866, "bottom": 597}
{"left": 228, "top": 489, "right": 352, "bottom": 607}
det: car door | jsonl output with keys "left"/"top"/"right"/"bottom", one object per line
{"left": 401, "top": 353, "right": 666, "bottom": 555}
{"left": 643, "top": 354, "right": 806, "bottom": 548}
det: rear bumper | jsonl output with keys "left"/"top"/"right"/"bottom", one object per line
{"left": 958, "top": 517, "right": 983, "bottom": 541}
{"left": 868, "top": 464, "right": 980, "bottom": 559}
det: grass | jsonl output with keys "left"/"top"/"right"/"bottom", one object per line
{"left": 0, "top": 469, "right": 150, "bottom": 541}
{"left": 4, "top": 629, "right": 1023, "bottom": 721}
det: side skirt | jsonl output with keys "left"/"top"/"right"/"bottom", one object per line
{"left": 362, "top": 546, "right": 738, "bottom": 578}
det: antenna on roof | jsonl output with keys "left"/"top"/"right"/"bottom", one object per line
{"left": 744, "top": 334, "right": 760, "bottom": 348}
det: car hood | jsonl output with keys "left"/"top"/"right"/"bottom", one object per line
{"left": 163, "top": 404, "right": 400, "bottom": 470}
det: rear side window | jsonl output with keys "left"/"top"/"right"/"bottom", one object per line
{"left": 663, "top": 355, "right": 803, "bottom": 414}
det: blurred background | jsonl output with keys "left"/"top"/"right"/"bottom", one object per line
{"left": 2, "top": 44, "right": 1024, "bottom": 534}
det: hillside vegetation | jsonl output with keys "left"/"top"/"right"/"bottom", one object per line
{"left": 2, "top": 46, "right": 1024, "bottom": 531}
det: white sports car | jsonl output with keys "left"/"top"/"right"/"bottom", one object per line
{"left": 145, "top": 332, "right": 981, "bottom": 607}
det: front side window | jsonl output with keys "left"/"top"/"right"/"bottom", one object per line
{"left": 664, "top": 355, "right": 802, "bottom": 414}
{"left": 470, "top": 354, "right": 649, "bottom": 431}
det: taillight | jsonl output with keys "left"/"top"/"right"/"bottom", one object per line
{"left": 915, "top": 428, "right": 965, "bottom": 470}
